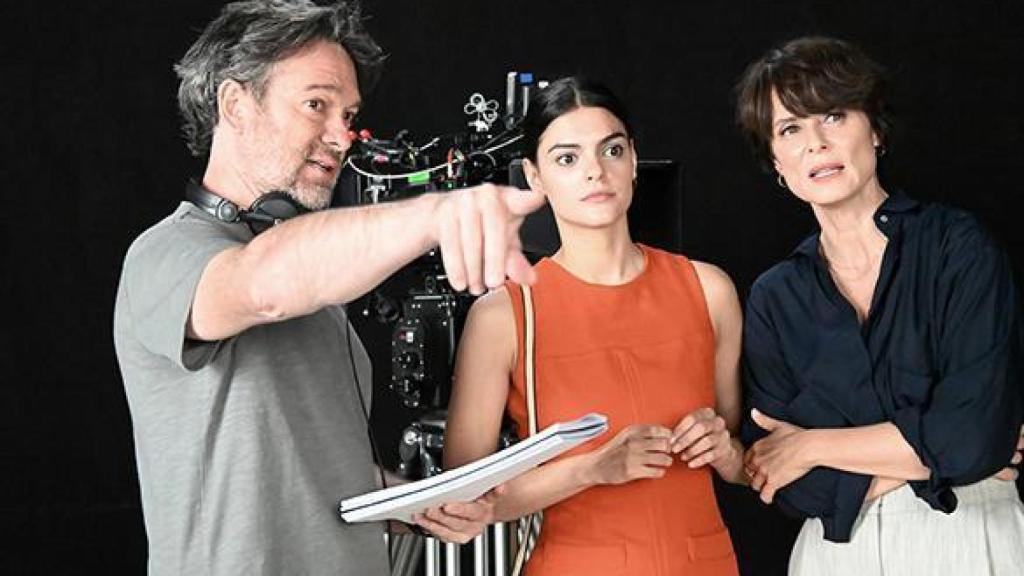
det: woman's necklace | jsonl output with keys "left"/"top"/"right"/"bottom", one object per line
{"left": 820, "top": 242, "right": 885, "bottom": 281}
{"left": 820, "top": 240, "right": 886, "bottom": 322}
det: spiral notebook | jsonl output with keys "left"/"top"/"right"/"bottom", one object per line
{"left": 339, "top": 413, "right": 608, "bottom": 523}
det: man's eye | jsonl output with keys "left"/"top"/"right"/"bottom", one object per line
{"left": 305, "top": 99, "right": 324, "bottom": 111}
{"left": 555, "top": 153, "right": 576, "bottom": 166}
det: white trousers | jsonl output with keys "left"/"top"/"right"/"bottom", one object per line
{"left": 789, "top": 478, "right": 1024, "bottom": 576}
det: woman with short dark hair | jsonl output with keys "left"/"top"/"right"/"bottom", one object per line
{"left": 735, "top": 36, "right": 1024, "bottom": 575}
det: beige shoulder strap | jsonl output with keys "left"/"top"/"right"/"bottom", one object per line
{"left": 523, "top": 284, "right": 538, "bottom": 436}
{"left": 511, "top": 284, "right": 541, "bottom": 576}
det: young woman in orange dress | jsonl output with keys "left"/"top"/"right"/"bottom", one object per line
{"left": 444, "top": 76, "right": 747, "bottom": 576}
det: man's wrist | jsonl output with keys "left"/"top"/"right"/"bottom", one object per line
{"left": 413, "top": 192, "right": 443, "bottom": 247}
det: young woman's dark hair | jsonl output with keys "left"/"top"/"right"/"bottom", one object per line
{"left": 734, "top": 36, "right": 893, "bottom": 171}
{"left": 521, "top": 76, "right": 634, "bottom": 162}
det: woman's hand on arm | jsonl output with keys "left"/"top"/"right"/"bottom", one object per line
{"left": 747, "top": 417, "right": 1023, "bottom": 504}
{"left": 746, "top": 408, "right": 931, "bottom": 504}
{"left": 994, "top": 424, "right": 1024, "bottom": 482}
{"left": 744, "top": 409, "right": 816, "bottom": 503}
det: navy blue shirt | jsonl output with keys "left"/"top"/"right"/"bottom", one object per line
{"left": 741, "top": 193, "right": 1023, "bottom": 543}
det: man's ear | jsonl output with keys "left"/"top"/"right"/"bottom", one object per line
{"left": 217, "top": 79, "right": 251, "bottom": 133}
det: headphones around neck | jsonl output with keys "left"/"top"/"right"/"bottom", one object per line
{"left": 185, "top": 180, "right": 308, "bottom": 235}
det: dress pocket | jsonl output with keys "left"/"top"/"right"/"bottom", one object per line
{"left": 533, "top": 541, "right": 628, "bottom": 576}
{"left": 686, "top": 527, "right": 735, "bottom": 563}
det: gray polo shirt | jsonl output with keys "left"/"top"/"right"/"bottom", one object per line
{"left": 114, "top": 202, "right": 388, "bottom": 575}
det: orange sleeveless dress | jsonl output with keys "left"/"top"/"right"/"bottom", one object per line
{"left": 505, "top": 244, "right": 738, "bottom": 576}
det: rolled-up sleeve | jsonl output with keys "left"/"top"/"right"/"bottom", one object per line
{"left": 742, "top": 284, "right": 873, "bottom": 543}
{"left": 889, "top": 217, "right": 1023, "bottom": 512}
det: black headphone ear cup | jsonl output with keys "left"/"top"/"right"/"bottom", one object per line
{"left": 186, "top": 180, "right": 242, "bottom": 223}
{"left": 244, "top": 191, "right": 308, "bottom": 234}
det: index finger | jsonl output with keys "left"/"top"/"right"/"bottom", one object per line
{"left": 672, "top": 414, "right": 695, "bottom": 440}
{"left": 672, "top": 408, "right": 716, "bottom": 440}
{"left": 479, "top": 192, "right": 509, "bottom": 289}
{"left": 501, "top": 187, "right": 546, "bottom": 216}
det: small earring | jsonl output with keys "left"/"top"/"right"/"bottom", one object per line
{"left": 776, "top": 173, "right": 788, "bottom": 189}
{"left": 875, "top": 144, "right": 887, "bottom": 158}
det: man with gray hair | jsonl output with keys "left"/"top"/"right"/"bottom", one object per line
{"left": 113, "top": 1, "right": 544, "bottom": 574}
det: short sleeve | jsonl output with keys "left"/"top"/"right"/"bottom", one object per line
{"left": 119, "top": 206, "right": 242, "bottom": 370}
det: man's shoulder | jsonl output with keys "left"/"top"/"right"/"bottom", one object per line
{"left": 125, "top": 204, "right": 186, "bottom": 256}
{"left": 124, "top": 202, "right": 244, "bottom": 268}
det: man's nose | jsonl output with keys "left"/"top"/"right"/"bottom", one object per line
{"left": 323, "top": 117, "right": 354, "bottom": 154}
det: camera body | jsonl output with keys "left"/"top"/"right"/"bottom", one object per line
{"left": 389, "top": 264, "right": 469, "bottom": 409}
{"left": 335, "top": 91, "right": 525, "bottom": 476}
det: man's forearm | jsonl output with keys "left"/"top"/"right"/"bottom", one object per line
{"left": 190, "top": 193, "right": 442, "bottom": 341}
{"left": 249, "top": 193, "right": 440, "bottom": 317}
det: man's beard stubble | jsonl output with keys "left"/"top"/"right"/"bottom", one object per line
{"left": 286, "top": 175, "right": 335, "bottom": 211}
{"left": 249, "top": 147, "right": 339, "bottom": 212}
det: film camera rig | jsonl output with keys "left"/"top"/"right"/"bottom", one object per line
{"left": 339, "top": 73, "right": 544, "bottom": 479}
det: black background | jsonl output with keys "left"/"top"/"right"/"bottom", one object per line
{"left": 2, "top": 1, "right": 1022, "bottom": 574}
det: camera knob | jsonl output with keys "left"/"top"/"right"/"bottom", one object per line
{"left": 399, "top": 351, "right": 420, "bottom": 369}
